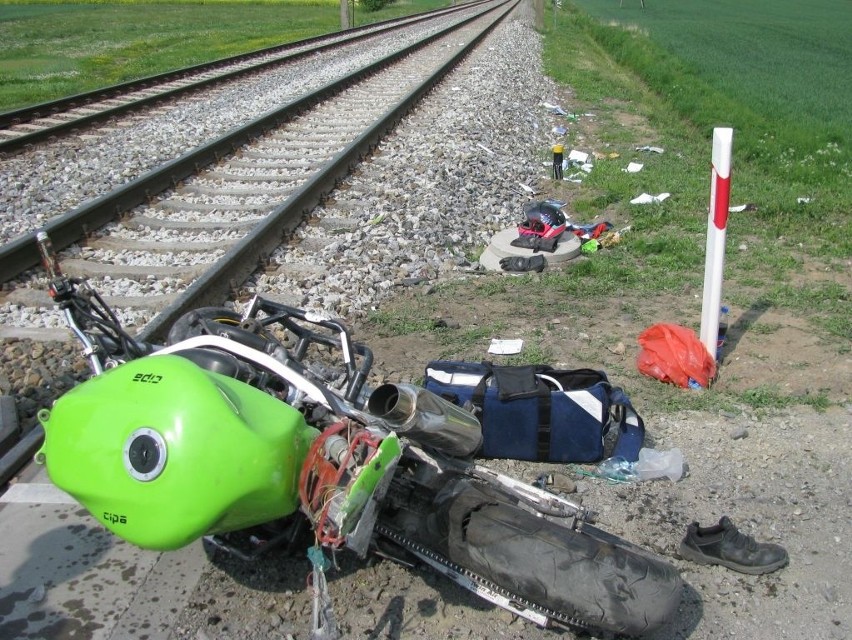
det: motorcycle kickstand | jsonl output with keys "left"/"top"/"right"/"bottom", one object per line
{"left": 308, "top": 546, "right": 340, "bottom": 640}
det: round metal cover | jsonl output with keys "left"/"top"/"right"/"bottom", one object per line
{"left": 123, "top": 428, "right": 167, "bottom": 481}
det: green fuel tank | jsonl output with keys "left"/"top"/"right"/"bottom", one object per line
{"left": 37, "top": 354, "right": 319, "bottom": 550}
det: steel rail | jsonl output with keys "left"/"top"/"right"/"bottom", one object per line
{"left": 0, "top": 1, "right": 492, "bottom": 154}
{"left": 0, "top": 0, "right": 509, "bottom": 285}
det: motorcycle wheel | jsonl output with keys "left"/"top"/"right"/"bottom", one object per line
{"left": 388, "top": 476, "right": 682, "bottom": 637}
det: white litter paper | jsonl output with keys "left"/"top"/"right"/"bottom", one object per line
{"left": 518, "top": 183, "right": 537, "bottom": 194}
{"left": 568, "top": 149, "right": 589, "bottom": 163}
{"left": 541, "top": 101, "right": 568, "bottom": 116}
{"left": 630, "top": 192, "right": 671, "bottom": 205}
{"left": 488, "top": 338, "right": 523, "bottom": 355}
{"left": 636, "top": 145, "right": 665, "bottom": 154}
{"left": 623, "top": 162, "right": 644, "bottom": 173}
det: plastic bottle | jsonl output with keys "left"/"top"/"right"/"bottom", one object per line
{"left": 717, "top": 305, "right": 729, "bottom": 361}
{"left": 597, "top": 456, "right": 638, "bottom": 482}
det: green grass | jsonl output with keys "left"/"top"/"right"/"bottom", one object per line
{"left": 736, "top": 385, "right": 830, "bottom": 414}
{"left": 0, "top": 0, "right": 448, "bottom": 111}
{"left": 562, "top": 0, "right": 851, "bottom": 200}
{"left": 368, "top": 304, "right": 441, "bottom": 335}
{"left": 544, "top": 1, "right": 849, "bottom": 410}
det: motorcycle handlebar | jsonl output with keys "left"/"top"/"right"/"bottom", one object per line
{"left": 37, "top": 230, "right": 370, "bottom": 398}
{"left": 246, "top": 296, "right": 373, "bottom": 405}
{"left": 36, "top": 230, "right": 62, "bottom": 280}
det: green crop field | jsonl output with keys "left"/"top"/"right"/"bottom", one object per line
{"left": 561, "top": 0, "right": 851, "bottom": 195}
{"left": 570, "top": 0, "right": 850, "bottom": 131}
{"left": 0, "top": 0, "right": 448, "bottom": 111}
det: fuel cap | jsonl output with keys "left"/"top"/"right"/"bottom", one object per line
{"left": 123, "top": 428, "right": 167, "bottom": 481}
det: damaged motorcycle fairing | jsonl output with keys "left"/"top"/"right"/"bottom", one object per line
{"left": 37, "top": 353, "right": 318, "bottom": 550}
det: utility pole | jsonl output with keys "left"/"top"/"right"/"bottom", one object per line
{"left": 340, "top": 0, "right": 350, "bottom": 30}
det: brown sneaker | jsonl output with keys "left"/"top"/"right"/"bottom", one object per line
{"left": 679, "top": 516, "right": 788, "bottom": 575}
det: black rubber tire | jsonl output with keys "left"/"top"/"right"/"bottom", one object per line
{"left": 167, "top": 307, "right": 276, "bottom": 355}
{"left": 0, "top": 395, "right": 21, "bottom": 458}
{"left": 423, "top": 478, "right": 683, "bottom": 637}
{"left": 167, "top": 307, "right": 244, "bottom": 345}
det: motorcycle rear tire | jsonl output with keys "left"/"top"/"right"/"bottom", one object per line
{"left": 422, "top": 477, "right": 682, "bottom": 637}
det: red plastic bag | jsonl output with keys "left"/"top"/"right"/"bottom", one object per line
{"left": 637, "top": 323, "right": 716, "bottom": 389}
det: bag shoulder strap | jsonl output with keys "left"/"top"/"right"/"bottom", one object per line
{"left": 534, "top": 379, "right": 552, "bottom": 460}
{"left": 607, "top": 385, "right": 645, "bottom": 462}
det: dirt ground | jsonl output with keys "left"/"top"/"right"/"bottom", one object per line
{"left": 359, "top": 283, "right": 850, "bottom": 407}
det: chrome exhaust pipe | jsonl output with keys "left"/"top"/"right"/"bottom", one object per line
{"left": 367, "top": 383, "right": 482, "bottom": 457}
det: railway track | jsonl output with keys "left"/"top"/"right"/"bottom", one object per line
{"left": 0, "top": 0, "right": 524, "bottom": 486}
{"left": 0, "top": 0, "right": 503, "bottom": 251}
{"left": 1, "top": 0, "right": 515, "bottom": 312}
{"left": 0, "top": 1, "right": 489, "bottom": 153}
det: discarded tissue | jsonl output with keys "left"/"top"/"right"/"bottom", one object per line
{"left": 630, "top": 192, "right": 671, "bottom": 205}
{"left": 567, "top": 149, "right": 589, "bottom": 164}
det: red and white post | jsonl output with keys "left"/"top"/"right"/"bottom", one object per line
{"left": 699, "top": 127, "right": 733, "bottom": 364}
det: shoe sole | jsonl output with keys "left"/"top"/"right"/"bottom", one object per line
{"left": 678, "top": 542, "right": 789, "bottom": 575}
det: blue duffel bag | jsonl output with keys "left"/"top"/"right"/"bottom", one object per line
{"left": 423, "top": 361, "right": 644, "bottom": 463}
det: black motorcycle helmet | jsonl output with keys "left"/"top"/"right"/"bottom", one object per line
{"left": 519, "top": 201, "right": 567, "bottom": 239}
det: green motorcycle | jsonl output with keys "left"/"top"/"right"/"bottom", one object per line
{"left": 33, "top": 232, "right": 683, "bottom": 637}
